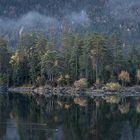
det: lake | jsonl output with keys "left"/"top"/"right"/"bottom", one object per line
{"left": 0, "top": 92, "right": 140, "bottom": 140}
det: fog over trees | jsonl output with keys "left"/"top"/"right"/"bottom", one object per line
{"left": 0, "top": 0, "right": 140, "bottom": 48}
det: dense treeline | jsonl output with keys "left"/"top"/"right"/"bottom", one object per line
{"left": 0, "top": 30, "right": 140, "bottom": 87}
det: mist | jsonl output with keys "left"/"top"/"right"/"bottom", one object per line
{"left": 0, "top": 0, "right": 140, "bottom": 48}
{"left": 0, "top": 11, "right": 91, "bottom": 35}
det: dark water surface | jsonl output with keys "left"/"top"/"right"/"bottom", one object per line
{"left": 0, "top": 93, "right": 140, "bottom": 140}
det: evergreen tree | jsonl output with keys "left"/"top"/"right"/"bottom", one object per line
{"left": 0, "top": 37, "right": 10, "bottom": 85}
{"left": 41, "top": 50, "right": 64, "bottom": 82}
{"left": 61, "top": 24, "right": 74, "bottom": 75}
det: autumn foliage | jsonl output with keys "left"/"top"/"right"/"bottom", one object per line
{"left": 136, "top": 69, "right": 140, "bottom": 84}
{"left": 118, "top": 71, "right": 130, "bottom": 86}
{"left": 106, "top": 82, "right": 121, "bottom": 91}
{"left": 74, "top": 78, "right": 88, "bottom": 89}
{"left": 10, "top": 50, "right": 20, "bottom": 65}
{"left": 119, "top": 103, "right": 130, "bottom": 114}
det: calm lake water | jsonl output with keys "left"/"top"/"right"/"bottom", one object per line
{"left": 0, "top": 93, "right": 140, "bottom": 140}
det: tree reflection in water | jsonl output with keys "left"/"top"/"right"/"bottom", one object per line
{"left": 0, "top": 93, "right": 140, "bottom": 140}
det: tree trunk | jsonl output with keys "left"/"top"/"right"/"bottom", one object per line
{"left": 96, "top": 42, "right": 99, "bottom": 81}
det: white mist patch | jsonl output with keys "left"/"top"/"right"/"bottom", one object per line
{"left": 18, "top": 12, "right": 58, "bottom": 29}
{"left": 0, "top": 11, "right": 91, "bottom": 34}
{"left": 0, "top": 12, "right": 59, "bottom": 35}
{"left": 67, "top": 10, "right": 91, "bottom": 27}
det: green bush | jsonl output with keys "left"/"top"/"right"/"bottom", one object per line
{"left": 0, "top": 73, "right": 8, "bottom": 84}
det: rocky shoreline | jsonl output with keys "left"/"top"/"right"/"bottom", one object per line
{"left": 7, "top": 85, "right": 140, "bottom": 97}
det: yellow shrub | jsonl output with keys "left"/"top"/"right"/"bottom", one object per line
{"left": 74, "top": 78, "right": 88, "bottom": 89}
{"left": 96, "top": 79, "right": 101, "bottom": 85}
{"left": 136, "top": 99, "right": 140, "bottom": 113}
{"left": 106, "top": 82, "right": 121, "bottom": 91}
{"left": 74, "top": 98, "right": 87, "bottom": 107}
{"left": 105, "top": 96, "right": 120, "bottom": 104}
{"left": 119, "top": 71, "right": 130, "bottom": 82}
{"left": 136, "top": 69, "right": 140, "bottom": 81}
{"left": 136, "top": 103, "right": 140, "bottom": 113}
{"left": 57, "top": 75, "right": 64, "bottom": 82}
{"left": 119, "top": 103, "right": 130, "bottom": 114}
{"left": 64, "top": 104, "right": 71, "bottom": 110}
{"left": 65, "top": 74, "right": 70, "bottom": 79}
{"left": 10, "top": 50, "right": 20, "bottom": 65}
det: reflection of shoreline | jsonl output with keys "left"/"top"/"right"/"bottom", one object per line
{"left": 1, "top": 93, "right": 140, "bottom": 140}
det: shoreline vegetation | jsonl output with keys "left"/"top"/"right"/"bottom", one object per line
{"left": 8, "top": 85, "right": 140, "bottom": 97}
{"left": 1, "top": 31, "right": 140, "bottom": 94}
